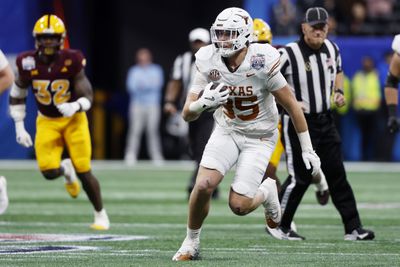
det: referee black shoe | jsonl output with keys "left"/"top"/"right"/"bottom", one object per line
{"left": 315, "top": 190, "right": 330, "bottom": 205}
{"left": 266, "top": 225, "right": 305, "bottom": 241}
{"left": 344, "top": 227, "right": 375, "bottom": 241}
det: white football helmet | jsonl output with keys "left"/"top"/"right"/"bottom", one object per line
{"left": 210, "top": 7, "right": 253, "bottom": 57}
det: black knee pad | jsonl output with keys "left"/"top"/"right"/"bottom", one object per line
{"left": 42, "top": 170, "right": 59, "bottom": 180}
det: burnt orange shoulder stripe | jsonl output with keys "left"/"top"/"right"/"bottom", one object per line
{"left": 267, "top": 59, "right": 280, "bottom": 76}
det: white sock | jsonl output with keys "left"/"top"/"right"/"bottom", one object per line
{"left": 255, "top": 189, "right": 267, "bottom": 206}
{"left": 61, "top": 165, "right": 72, "bottom": 183}
{"left": 186, "top": 227, "right": 201, "bottom": 242}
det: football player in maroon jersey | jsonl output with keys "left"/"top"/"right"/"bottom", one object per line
{"left": 9, "top": 14, "right": 109, "bottom": 230}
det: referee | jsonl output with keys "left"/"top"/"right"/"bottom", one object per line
{"left": 267, "top": 7, "right": 375, "bottom": 241}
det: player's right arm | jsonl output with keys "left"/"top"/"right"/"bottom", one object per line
{"left": 9, "top": 71, "right": 33, "bottom": 148}
{"left": 385, "top": 35, "right": 400, "bottom": 133}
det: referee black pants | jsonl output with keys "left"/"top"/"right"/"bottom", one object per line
{"left": 280, "top": 112, "right": 362, "bottom": 234}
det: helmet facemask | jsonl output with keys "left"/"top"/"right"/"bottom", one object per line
{"left": 35, "top": 34, "right": 64, "bottom": 56}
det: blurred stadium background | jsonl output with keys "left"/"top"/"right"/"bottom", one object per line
{"left": 1, "top": 0, "right": 400, "bottom": 161}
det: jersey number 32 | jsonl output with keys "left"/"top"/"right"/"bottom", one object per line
{"left": 32, "top": 79, "right": 71, "bottom": 106}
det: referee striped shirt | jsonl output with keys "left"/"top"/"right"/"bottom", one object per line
{"left": 279, "top": 37, "right": 342, "bottom": 114}
{"left": 170, "top": 51, "right": 196, "bottom": 109}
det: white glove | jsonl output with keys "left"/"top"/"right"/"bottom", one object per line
{"left": 15, "top": 121, "right": 33, "bottom": 148}
{"left": 57, "top": 102, "right": 80, "bottom": 117}
{"left": 298, "top": 131, "right": 320, "bottom": 176}
{"left": 301, "top": 150, "right": 321, "bottom": 176}
{"left": 201, "top": 82, "right": 229, "bottom": 107}
{"left": 190, "top": 82, "right": 229, "bottom": 112}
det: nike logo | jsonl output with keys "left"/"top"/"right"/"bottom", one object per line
{"left": 204, "top": 96, "right": 215, "bottom": 101}
{"left": 357, "top": 233, "right": 369, "bottom": 239}
{"left": 246, "top": 73, "right": 255, "bottom": 77}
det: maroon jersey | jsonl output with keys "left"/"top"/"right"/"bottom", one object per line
{"left": 16, "top": 49, "right": 86, "bottom": 117}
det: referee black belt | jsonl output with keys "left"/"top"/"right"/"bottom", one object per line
{"left": 304, "top": 111, "right": 332, "bottom": 120}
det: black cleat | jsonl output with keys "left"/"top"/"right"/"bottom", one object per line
{"left": 344, "top": 227, "right": 375, "bottom": 241}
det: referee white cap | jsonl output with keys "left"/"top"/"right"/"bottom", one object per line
{"left": 189, "top": 28, "right": 210, "bottom": 43}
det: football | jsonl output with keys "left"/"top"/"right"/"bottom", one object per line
{"left": 197, "top": 82, "right": 228, "bottom": 112}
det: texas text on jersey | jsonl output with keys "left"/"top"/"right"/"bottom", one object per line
{"left": 16, "top": 49, "right": 86, "bottom": 117}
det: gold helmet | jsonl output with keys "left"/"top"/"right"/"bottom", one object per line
{"left": 253, "top": 18, "right": 273, "bottom": 44}
{"left": 33, "top": 14, "right": 66, "bottom": 55}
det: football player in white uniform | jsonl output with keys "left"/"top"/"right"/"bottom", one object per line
{"left": 0, "top": 49, "right": 14, "bottom": 214}
{"left": 172, "top": 7, "right": 321, "bottom": 261}
{"left": 385, "top": 34, "right": 400, "bottom": 133}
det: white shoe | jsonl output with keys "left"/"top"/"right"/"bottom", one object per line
{"left": 0, "top": 176, "right": 9, "bottom": 214}
{"left": 259, "top": 178, "right": 281, "bottom": 228}
{"left": 90, "top": 209, "right": 110, "bottom": 230}
{"left": 61, "top": 159, "right": 81, "bottom": 198}
{"left": 172, "top": 238, "right": 200, "bottom": 261}
{"left": 266, "top": 225, "right": 305, "bottom": 240}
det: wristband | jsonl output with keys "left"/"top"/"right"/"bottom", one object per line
{"left": 189, "top": 99, "right": 207, "bottom": 113}
{"left": 77, "top": 97, "right": 91, "bottom": 111}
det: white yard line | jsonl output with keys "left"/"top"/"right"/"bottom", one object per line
{"left": 1, "top": 160, "right": 400, "bottom": 172}
{"left": 1, "top": 221, "right": 400, "bottom": 230}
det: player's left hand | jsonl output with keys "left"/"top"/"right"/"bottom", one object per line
{"left": 57, "top": 102, "right": 80, "bottom": 117}
{"left": 301, "top": 150, "right": 321, "bottom": 177}
{"left": 334, "top": 91, "right": 346, "bottom": 107}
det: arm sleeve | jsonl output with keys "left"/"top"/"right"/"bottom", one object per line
{"left": 266, "top": 71, "right": 288, "bottom": 92}
{"left": 15, "top": 55, "right": 31, "bottom": 84}
{"left": 72, "top": 50, "right": 85, "bottom": 74}
{"left": 189, "top": 68, "right": 208, "bottom": 95}
{"left": 264, "top": 46, "right": 281, "bottom": 79}
{"left": 334, "top": 43, "right": 343, "bottom": 73}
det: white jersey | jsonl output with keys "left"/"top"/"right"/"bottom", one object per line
{"left": 0, "top": 49, "right": 9, "bottom": 71}
{"left": 191, "top": 43, "right": 286, "bottom": 136}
